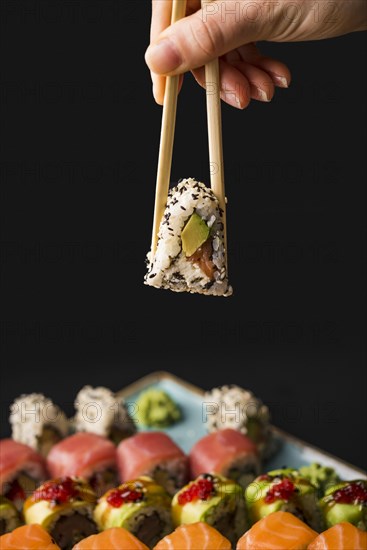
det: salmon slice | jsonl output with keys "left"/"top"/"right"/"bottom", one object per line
{"left": 72, "top": 527, "right": 149, "bottom": 549}
{"left": 47, "top": 433, "right": 116, "bottom": 479}
{"left": 0, "top": 524, "right": 61, "bottom": 549}
{"left": 237, "top": 511, "right": 318, "bottom": 550}
{"left": 154, "top": 522, "right": 232, "bottom": 549}
{"left": 308, "top": 522, "right": 367, "bottom": 550}
{"left": 189, "top": 429, "right": 258, "bottom": 479}
{"left": 0, "top": 439, "right": 47, "bottom": 492}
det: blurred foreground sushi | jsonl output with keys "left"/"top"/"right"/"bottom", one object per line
{"left": 24, "top": 477, "right": 97, "bottom": 550}
{"left": 245, "top": 468, "right": 322, "bottom": 530}
{"left": 154, "top": 522, "right": 231, "bottom": 549}
{"left": 72, "top": 527, "right": 149, "bottom": 549}
{"left": 236, "top": 511, "right": 317, "bottom": 549}
{"left": 0, "top": 496, "right": 21, "bottom": 535}
{"left": 172, "top": 473, "right": 247, "bottom": 546}
{"left": 0, "top": 523, "right": 61, "bottom": 549}
{"left": 145, "top": 178, "right": 232, "bottom": 296}
{"left": 94, "top": 477, "right": 172, "bottom": 548}
{"left": 320, "top": 479, "right": 367, "bottom": 530}
{"left": 308, "top": 521, "right": 367, "bottom": 549}
{"left": 0, "top": 439, "right": 47, "bottom": 510}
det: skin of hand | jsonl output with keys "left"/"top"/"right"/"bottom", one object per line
{"left": 146, "top": 0, "right": 367, "bottom": 108}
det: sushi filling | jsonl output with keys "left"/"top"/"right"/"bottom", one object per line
{"left": 50, "top": 512, "right": 98, "bottom": 550}
{"left": 4, "top": 473, "right": 38, "bottom": 508}
{"left": 151, "top": 460, "right": 188, "bottom": 496}
{"left": 89, "top": 468, "right": 119, "bottom": 498}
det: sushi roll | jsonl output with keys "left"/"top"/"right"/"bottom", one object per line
{"left": 299, "top": 463, "right": 341, "bottom": 496}
{"left": 172, "top": 473, "right": 247, "bottom": 546}
{"left": 0, "top": 496, "right": 21, "bottom": 535}
{"left": 73, "top": 385, "right": 136, "bottom": 444}
{"left": 117, "top": 432, "right": 189, "bottom": 496}
{"left": 236, "top": 511, "right": 318, "bottom": 550}
{"left": 94, "top": 477, "right": 172, "bottom": 548}
{"left": 47, "top": 433, "right": 118, "bottom": 497}
{"left": 245, "top": 468, "right": 322, "bottom": 531}
{"left": 308, "top": 522, "right": 367, "bottom": 550}
{"left": 0, "top": 439, "right": 48, "bottom": 510}
{"left": 145, "top": 178, "right": 232, "bottom": 296}
{"left": 10, "top": 394, "right": 69, "bottom": 457}
{"left": 203, "top": 385, "right": 272, "bottom": 457}
{"left": 24, "top": 476, "right": 97, "bottom": 550}
{"left": 189, "top": 429, "right": 260, "bottom": 489}
{"left": 154, "top": 522, "right": 231, "bottom": 550}
{"left": 0, "top": 524, "right": 61, "bottom": 550}
{"left": 319, "top": 479, "right": 367, "bottom": 530}
{"left": 72, "top": 527, "right": 149, "bottom": 550}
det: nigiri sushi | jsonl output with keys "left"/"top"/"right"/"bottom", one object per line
{"left": 0, "top": 439, "right": 47, "bottom": 510}
{"left": 0, "top": 523, "right": 61, "bottom": 549}
{"left": 117, "top": 432, "right": 188, "bottom": 496}
{"left": 0, "top": 496, "right": 21, "bottom": 535}
{"left": 320, "top": 479, "right": 367, "bottom": 530}
{"left": 245, "top": 468, "right": 322, "bottom": 530}
{"left": 24, "top": 476, "right": 97, "bottom": 550}
{"left": 172, "top": 473, "right": 247, "bottom": 546}
{"left": 73, "top": 385, "right": 135, "bottom": 444}
{"left": 10, "top": 393, "right": 69, "bottom": 456}
{"left": 145, "top": 178, "right": 232, "bottom": 296}
{"left": 72, "top": 527, "right": 149, "bottom": 550}
{"left": 189, "top": 429, "right": 260, "bottom": 489}
{"left": 154, "top": 522, "right": 231, "bottom": 550}
{"left": 308, "top": 521, "right": 367, "bottom": 550}
{"left": 47, "top": 432, "right": 118, "bottom": 497}
{"left": 94, "top": 476, "right": 172, "bottom": 548}
{"left": 236, "top": 511, "right": 318, "bottom": 549}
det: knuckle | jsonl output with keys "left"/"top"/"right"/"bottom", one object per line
{"left": 188, "top": 15, "right": 224, "bottom": 59}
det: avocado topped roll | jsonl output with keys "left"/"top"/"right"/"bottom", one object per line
{"left": 245, "top": 468, "right": 322, "bottom": 531}
{"left": 94, "top": 476, "right": 172, "bottom": 548}
{"left": 320, "top": 480, "right": 367, "bottom": 530}
{"left": 0, "top": 496, "right": 21, "bottom": 535}
{"left": 172, "top": 473, "right": 247, "bottom": 546}
{"left": 24, "top": 477, "right": 98, "bottom": 550}
{"left": 145, "top": 178, "right": 232, "bottom": 296}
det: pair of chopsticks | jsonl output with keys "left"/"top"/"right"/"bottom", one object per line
{"left": 150, "top": 0, "right": 227, "bottom": 266}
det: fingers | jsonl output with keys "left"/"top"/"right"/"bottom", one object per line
{"left": 150, "top": 0, "right": 172, "bottom": 104}
{"left": 236, "top": 45, "right": 291, "bottom": 88}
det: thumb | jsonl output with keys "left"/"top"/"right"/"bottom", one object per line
{"left": 145, "top": 1, "right": 270, "bottom": 75}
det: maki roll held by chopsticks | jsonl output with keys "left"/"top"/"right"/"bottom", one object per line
{"left": 172, "top": 473, "right": 247, "bottom": 546}
{"left": 0, "top": 496, "right": 21, "bottom": 535}
{"left": 320, "top": 479, "right": 367, "bottom": 530}
{"left": 94, "top": 477, "right": 172, "bottom": 549}
{"left": 0, "top": 439, "right": 47, "bottom": 510}
{"left": 145, "top": 179, "right": 232, "bottom": 296}
{"left": 23, "top": 477, "right": 97, "bottom": 550}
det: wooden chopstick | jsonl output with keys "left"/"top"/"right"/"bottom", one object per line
{"left": 151, "top": 0, "right": 187, "bottom": 255}
{"left": 204, "top": 57, "right": 228, "bottom": 270}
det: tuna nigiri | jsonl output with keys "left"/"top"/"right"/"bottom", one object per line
{"left": 117, "top": 432, "right": 188, "bottom": 495}
{"left": 72, "top": 527, "right": 149, "bottom": 550}
{"left": 0, "top": 524, "right": 61, "bottom": 549}
{"left": 236, "top": 511, "right": 318, "bottom": 550}
{"left": 47, "top": 433, "right": 117, "bottom": 497}
{"left": 0, "top": 439, "right": 47, "bottom": 509}
{"left": 190, "top": 429, "right": 259, "bottom": 488}
{"left": 154, "top": 522, "right": 232, "bottom": 549}
{"left": 308, "top": 522, "right": 367, "bottom": 550}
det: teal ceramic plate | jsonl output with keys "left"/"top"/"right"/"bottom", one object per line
{"left": 118, "top": 371, "right": 366, "bottom": 480}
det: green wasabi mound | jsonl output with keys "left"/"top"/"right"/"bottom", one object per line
{"left": 136, "top": 388, "right": 182, "bottom": 428}
{"left": 299, "top": 463, "right": 341, "bottom": 495}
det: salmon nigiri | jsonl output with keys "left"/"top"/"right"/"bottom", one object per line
{"left": 72, "top": 527, "right": 149, "bottom": 550}
{"left": 154, "top": 522, "right": 231, "bottom": 549}
{"left": 308, "top": 522, "right": 367, "bottom": 550}
{"left": 237, "top": 511, "right": 318, "bottom": 550}
{"left": 0, "top": 524, "right": 61, "bottom": 549}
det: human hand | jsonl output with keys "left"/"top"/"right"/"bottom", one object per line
{"left": 146, "top": 0, "right": 367, "bottom": 109}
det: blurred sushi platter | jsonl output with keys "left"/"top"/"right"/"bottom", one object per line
{"left": 0, "top": 371, "right": 366, "bottom": 549}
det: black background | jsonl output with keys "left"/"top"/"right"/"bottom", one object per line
{"left": 0, "top": 1, "right": 366, "bottom": 470}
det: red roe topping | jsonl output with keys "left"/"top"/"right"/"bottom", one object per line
{"left": 33, "top": 477, "right": 78, "bottom": 505}
{"left": 333, "top": 482, "right": 367, "bottom": 505}
{"left": 107, "top": 485, "right": 144, "bottom": 508}
{"left": 6, "top": 480, "right": 26, "bottom": 502}
{"left": 265, "top": 478, "right": 296, "bottom": 504}
{"left": 178, "top": 475, "right": 216, "bottom": 505}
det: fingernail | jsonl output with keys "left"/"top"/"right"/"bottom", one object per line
{"left": 270, "top": 72, "right": 289, "bottom": 88}
{"left": 222, "top": 92, "right": 244, "bottom": 109}
{"left": 145, "top": 39, "right": 182, "bottom": 74}
{"left": 256, "top": 87, "right": 271, "bottom": 102}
